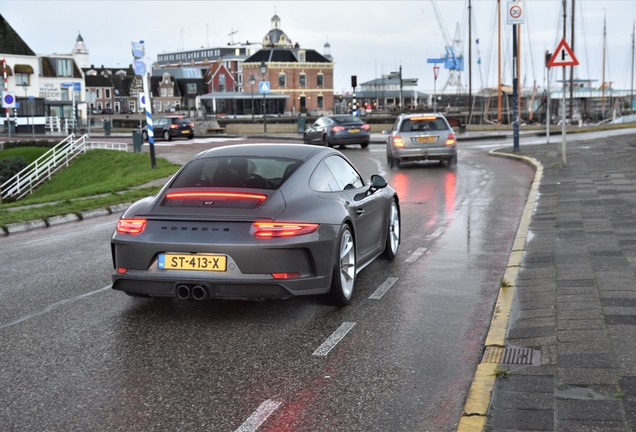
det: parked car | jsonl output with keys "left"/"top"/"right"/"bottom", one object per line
{"left": 386, "top": 113, "right": 457, "bottom": 168}
{"left": 111, "top": 144, "right": 400, "bottom": 305}
{"left": 90, "top": 108, "right": 102, "bottom": 115}
{"left": 102, "top": 108, "right": 114, "bottom": 115}
{"left": 141, "top": 115, "right": 195, "bottom": 141}
{"left": 303, "top": 115, "right": 371, "bottom": 148}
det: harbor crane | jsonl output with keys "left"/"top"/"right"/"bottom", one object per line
{"left": 430, "top": 0, "right": 465, "bottom": 92}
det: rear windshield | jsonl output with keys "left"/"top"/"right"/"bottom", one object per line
{"left": 332, "top": 116, "right": 363, "bottom": 124}
{"left": 170, "top": 156, "right": 302, "bottom": 190}
{"left": 172, "top": 118, "right": 192, "bottom": 125}
{"left": 399, "top": 118, "right": 449, "bottom": 133}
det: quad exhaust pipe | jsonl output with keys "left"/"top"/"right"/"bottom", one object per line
{"left": 176, "top": 284, "right": 207, "bottom": 300}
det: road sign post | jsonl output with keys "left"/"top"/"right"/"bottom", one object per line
{"left": 259, "top": 80, "right": 270, "bottom": 135}
{"left": 427, "top": 58, "right": 444, "bottom": 112}
{"left": 548, "top": 38, "right": 579, "bottom": 166}
{"left": 507, "top": 2, "right": 524, "bottom": 152}
{"left": 132, "top": 41, "right": 155, "bottom": 169}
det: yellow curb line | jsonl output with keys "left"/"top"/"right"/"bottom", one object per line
{"left": 456, "top": 149, "right": 543, "bottom": 432}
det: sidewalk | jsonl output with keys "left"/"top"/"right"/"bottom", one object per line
{"left": 483, "top": 132, "right": 636, "bottom": 430}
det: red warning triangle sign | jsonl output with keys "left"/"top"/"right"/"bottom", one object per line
{"left": 548, "top": 38, "right": 579, "bottom": 67}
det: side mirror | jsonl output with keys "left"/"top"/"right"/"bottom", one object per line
{"left": 370, "top": 174, "right": 387, "bottom": 189}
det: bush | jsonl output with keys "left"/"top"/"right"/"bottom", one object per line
{"left": 0, "top": 156, "right": 28, "bottom": 183}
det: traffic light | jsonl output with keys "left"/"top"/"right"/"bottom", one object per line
{"left": 351, "top": 75, "right": 357, "bottom": 88}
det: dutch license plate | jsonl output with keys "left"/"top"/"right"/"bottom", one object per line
{"left": 348, "top": 128, "right": 360, "bottom": 133}
{"left": 158, "top": 253, "right": 227, "bottom": 271}
{"left": 181, "top": 130, "right": 190, "bottom": 134}
{"left": 416, "top": 136, "right": 437, "bottom": 143}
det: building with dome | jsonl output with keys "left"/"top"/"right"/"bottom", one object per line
{"left": 240, "top": 14, "right": 335, "bottom": 115}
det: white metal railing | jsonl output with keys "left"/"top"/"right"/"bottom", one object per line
{"left": 1, "top": 134, "right": 128, "bottom": 201}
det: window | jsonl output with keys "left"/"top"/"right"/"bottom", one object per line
{"left": 129, "top": 101, "right": 136, "bottom": 111}
{"left": 298, "top": 50, "right": 306, "bottom": 62}
{"left": 161, "top": 88, "right": 167, "bottom": 97}
{"left": 15, "top": 73, "right": 29, "bottom": 86}
{"left": 170, "top": 156, "right": 302, "bottom": 191}
{"left": 317, "top": 73, "right": 324, "bottom": 87}
{"left": 278, "top": 72, "right": 286, "bottom": 87}
{"left": 96, "top": 89, "right": 101, "bottom": 99}
{"left": 310, "top": 161, "right": 339, "bottom": 192}
{"left": 317, "top": 95, "right": 324, "bottom": 109}
{"left": 168, "top": 89, "right": 173, "bottom": 97}
{"left": 105, "top": 88, "right": 111, "bottom": 99}
{"left": 299, "top": 73, "right": 306, "bottom": 87}
{"left": 323, "top": 156, "right": 364, "bottom": 191}
{"left": 187, "top": 83, "right": 197, "bottom": 94}
{"left": 56, "top": 59, "right": 73, "bottom": 77}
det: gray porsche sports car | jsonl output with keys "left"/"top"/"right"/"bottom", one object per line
{"left": 111, "top": 144, "right": 400, "bottom": 305}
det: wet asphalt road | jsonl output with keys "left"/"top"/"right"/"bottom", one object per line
{"left": 0, "top": 139, "right": 534, "bottom": 431}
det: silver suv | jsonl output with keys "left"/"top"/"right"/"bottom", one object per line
{"left": 386, "top": 113, "right": 457, "bottom": 168}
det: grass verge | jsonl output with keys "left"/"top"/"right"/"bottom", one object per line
{"left": 0, "top": 149, "right": 180, "bottom": 228}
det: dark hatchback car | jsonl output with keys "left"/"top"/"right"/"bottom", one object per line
{"left": 142, "top": 115, "right": 195, "bottom": 141}
{"left": 304, "top": 115, "right": 371, "bottom": 148}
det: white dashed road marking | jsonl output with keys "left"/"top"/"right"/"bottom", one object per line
{"left": 369, "top": 277, "right": 399, "bottom": 300}
{"left": 312, "top": 322, "right": 356, "bottom": 356}
{"left": 234, "top": 400, "right": 282, "bottom": 432}
{"left": 405, "top": 247, "right": 428, "bottom": 263}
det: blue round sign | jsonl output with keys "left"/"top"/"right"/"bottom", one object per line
{"left": 4, "top": 94, "right": 14, "bottom": 104}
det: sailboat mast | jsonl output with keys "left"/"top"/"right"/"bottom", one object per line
{"left": 497, "top": 0, "right": 502, "bottom": 123}
{"left": 602, "top": 12, "right": 606, "bottom": 120}
{"left": 562, "top": 0, "right": 567, "bottom": 122}
{"left": 631, "top": 21, "right": 634, "bottom": 114}
{"left": 468, "top": 0, "right": 472, "bottom": 124}
{"left": 569, "top": 0, "right": 575, "bottom": 119}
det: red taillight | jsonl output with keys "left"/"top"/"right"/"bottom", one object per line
{"left": 116, "top": 218, "right": 146, "bottom": 235}
{"left": 189, "top": 122, "right": 194, "bottom": 127}
{"left": 253, "top": 222, "right": 319, "bottom": 238}
{"left": 170, "top": 124, "right": 179, "bottom": 129}
{"left": 166, "top": 191, "right": 267, "bottom": 203}
{"left": 117, "top": 268, "right": 127, "bottom": 274}
{"left": 361, "top": 124, "right": 371, "bottom": 131}
{"left": 446, "top": 133, "right": 456, "bottom": 146}
{"left": 332, "top": 126, "right": 345, "bottom": 132}
{"left": 272, "top": 272, "right": 301, "bottom": 279}
{"left": 393, "top": 136, "right": 405, "bottom": 147}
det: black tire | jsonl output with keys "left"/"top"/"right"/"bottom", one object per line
{"left": 328, "top": 225, "right": 356, "bottom": 306}
{"left": 187, "top": 134, "right": 194, "bottom": 139}
{"left": 388, "top": 151, "right": 398, "bottom": 169}
{"left": 360, "top": 141, "right": 369, "bottom": 149}
{"left": 382, "top": 199, "right": 400, "bottom": 260}
{"left": 303, "top": 134, "right": 310, "bottom": 144}
{"left": 447, "top": 154, "right": 458, "bottom": 167}
{"left": 141, "top": 131, "right": 148, "bottom": 142}
{"left": 163, "top": 130, "right": 171, "bottom": 141}
{"left": 323, "top": 135, "right": 332, "bottom": 148}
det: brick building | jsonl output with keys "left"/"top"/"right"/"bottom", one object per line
{"left": 241, "top": 14, "right": 334, "bottom": 115}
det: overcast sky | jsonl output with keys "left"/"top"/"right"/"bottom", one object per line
{"left": 2, "top": 0, "right": 635, "bottom": 94}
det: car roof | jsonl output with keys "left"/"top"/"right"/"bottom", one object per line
{"left": 193, "top": 143, "right": 334, "bottom": 162}
{"left": 400, "top": 113, "right": 446, "bottom": 119}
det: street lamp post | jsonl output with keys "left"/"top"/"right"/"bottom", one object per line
{"left": 249, "top": 75, "right": 255, "bottom": 123}
{"left": 260, "top": 61, "right": 267, "bottom": 135}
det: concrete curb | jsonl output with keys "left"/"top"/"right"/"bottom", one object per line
{"left": 1, "top": 203, "right": 133, "bottom": 236}
{"left": 456, "top": 148, "right": 543, "bottom": 431}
